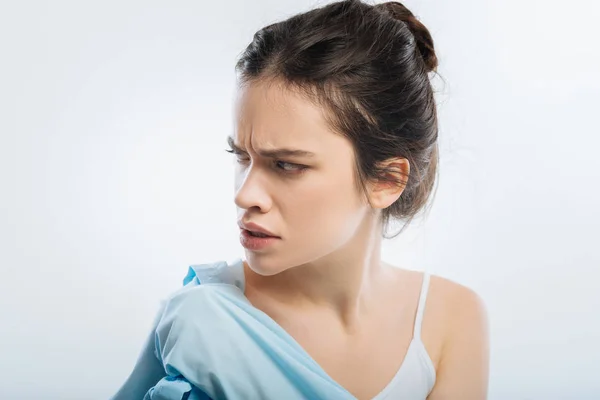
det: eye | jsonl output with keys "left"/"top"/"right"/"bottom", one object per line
{"left": 226, "top": 148, "right": 307, "bottom": 175}
{"left": 274, "top": 160, "right": 307, "bottom": 173}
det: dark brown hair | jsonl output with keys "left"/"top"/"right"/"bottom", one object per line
{"left": 235, "top": 0, "right": 440, "bottom": 239}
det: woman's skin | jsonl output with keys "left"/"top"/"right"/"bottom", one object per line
{"left": 230, "top": 79, "right": 489, "bottom": 400}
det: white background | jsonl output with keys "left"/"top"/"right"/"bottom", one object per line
{"left": 1, "top": 0, "right": 598, "bottom": 399}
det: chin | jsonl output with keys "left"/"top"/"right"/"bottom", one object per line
{"left": 243, "top": 255, "right": 289, "bottom": 277}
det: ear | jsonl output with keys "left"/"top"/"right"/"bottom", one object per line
{"left": 366, "top": 157, "right": 410, "bottom": 210}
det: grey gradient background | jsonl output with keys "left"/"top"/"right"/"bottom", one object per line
{"left": 1, "top": 0, "right": 598, "bottom": 399}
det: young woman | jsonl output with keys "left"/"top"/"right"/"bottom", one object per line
{"left": 111, "top": 1, "right": 489, "bottom": 399}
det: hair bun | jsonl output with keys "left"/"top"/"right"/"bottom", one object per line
{"left": 375, "top": 1, "right": 438, "bottom": 72}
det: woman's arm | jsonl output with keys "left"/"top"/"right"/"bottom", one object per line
{"left": 109, "top": 302, "right": 166, "bottom": 400}
{"left": 427, "top": 285, "right": 490, "bottom": 400}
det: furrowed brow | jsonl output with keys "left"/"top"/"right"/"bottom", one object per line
{"left": 227, "top": 135, "right": 316, "bottom": 159}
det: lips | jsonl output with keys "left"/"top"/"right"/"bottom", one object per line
{"left": 237, "top": 221, "right": 280, "bottom": 238}
{"left": 240, "top": 228, "right": 280, "bottom": 250}
{"left": 242, "top": 229, "right": 277, "bottom": 238}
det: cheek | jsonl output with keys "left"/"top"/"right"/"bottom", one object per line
{"left": 284, "top": 173, "right": 362, "bottom": 235}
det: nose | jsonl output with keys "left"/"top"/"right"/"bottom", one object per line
{"left": 233, "top": 164, "right": 272, "bottom": 213}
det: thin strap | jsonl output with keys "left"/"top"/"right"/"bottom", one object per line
{"left": 413, "top": 272, "right": 431, "bottom": 339}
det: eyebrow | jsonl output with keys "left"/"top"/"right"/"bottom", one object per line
{"left": 227, "top": 136, "right": 316, "bottom": 159}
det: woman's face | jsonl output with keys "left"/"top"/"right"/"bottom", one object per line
{"left": 232, "top": 80, "right": 374, "bottom": 276}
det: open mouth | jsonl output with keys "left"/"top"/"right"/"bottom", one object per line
{"left": 243, "top": 229, "right": 279, "bottom": 239}
{"left": 249, "top": 231, "right": 267, "bottom": 237}
{"left": 247, "top": 230, "right": 273, "bottom": 238}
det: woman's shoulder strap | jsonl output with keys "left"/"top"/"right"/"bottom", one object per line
{"left": 413, "top": 272, "right": 431, "bottom": 339}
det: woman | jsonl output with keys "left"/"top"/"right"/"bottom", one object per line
{"left": 111, "top": 0, "right": 489, "bottom": 399}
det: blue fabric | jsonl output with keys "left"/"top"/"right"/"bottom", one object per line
{"left": 111, "top": 259, "right": 355, "bottom": 400}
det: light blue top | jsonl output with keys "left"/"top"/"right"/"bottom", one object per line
{"left": 110, "top": 258, "right": 435, "bottom": 400}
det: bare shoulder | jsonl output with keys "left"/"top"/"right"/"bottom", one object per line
{"left": 388, "top": 266, "right": 487, "bottom": 323}
{"left": 394, "top": 271, "right": 489, "bottom": 371}
{"left": 382, "top": 265, "right": 490, "bottom": 398}
{"left": 425, "top": 275, "right": 490, "bottom": 399}
{"left": 383, "top": 264, "right": 488, "bottom": 342}
{"left": 429, "top": 274, "right": 488, "bottom": 320}
{"left": 425, "top": 274, "right": 489, "bottom": 342}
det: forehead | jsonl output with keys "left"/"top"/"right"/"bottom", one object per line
{"left": 233, "top": 80, "right": 338, "bottom": 150}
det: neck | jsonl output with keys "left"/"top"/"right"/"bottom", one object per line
{"left": 243, "top": 226, "right": 394, "bottom": 330}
